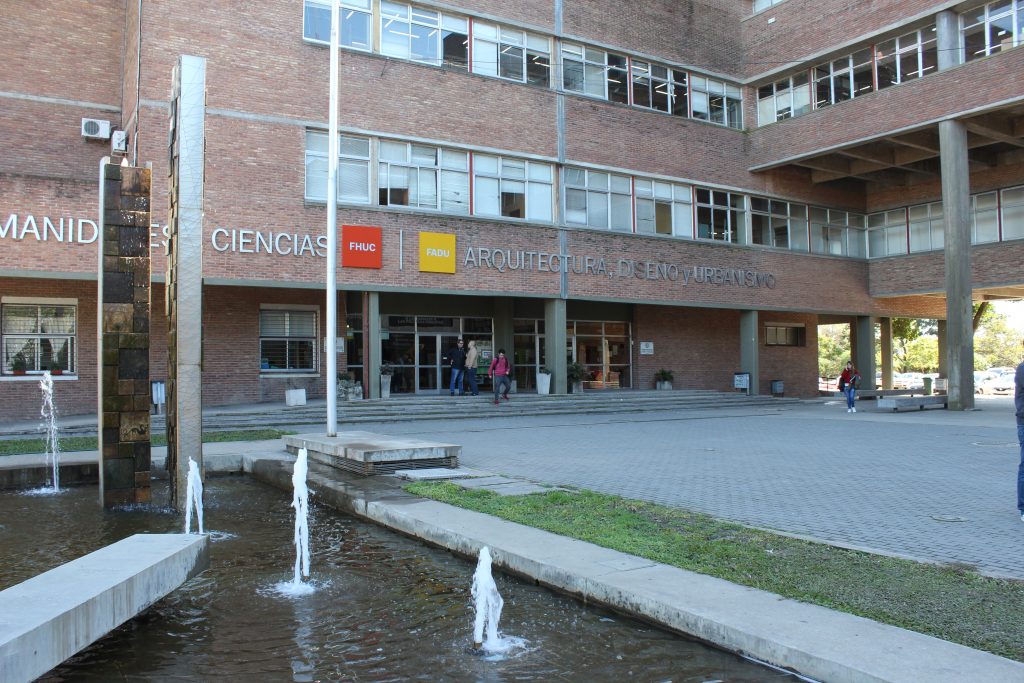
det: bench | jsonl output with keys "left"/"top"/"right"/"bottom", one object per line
{"left": 855, "top": 389, "right": 923, "bottom": 399}
{"left": 877, "top": 395, "right": 948, "bottom": 412}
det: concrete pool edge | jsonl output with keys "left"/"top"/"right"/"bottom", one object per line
{"left": 246, "top": 457, "right": 1024, "bottom": 683}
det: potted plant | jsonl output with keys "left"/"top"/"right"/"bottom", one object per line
{"left": 337, "top": 372, "right": 361, "bottom": 401}
{"left": 536, "top": 366, "right": 552, "bottom": 395}
{"left": 567, "top": 362, "right": 585, "bottom": 394}
{"left": 11, "top": 352, "right": 28, "bottom": 376}
{"left": 48, "top": 360, "right": 63, "bottom": 377}
{"left": 379, "top": 363, "right": 394, "bottom": 399}
{"left": 654, "top": 369, "right": 673, "bottom": 391}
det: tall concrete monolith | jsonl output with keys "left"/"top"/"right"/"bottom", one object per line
{"left": 166, "top": 55, "right": 206, "bottom": 510}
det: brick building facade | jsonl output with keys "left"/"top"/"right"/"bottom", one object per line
{"left": 1, "top": 0, "right": 1022, "bottom": 419}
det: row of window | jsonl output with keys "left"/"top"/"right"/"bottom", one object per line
{"left": 867, "top": 185, "right": 1024, "bottom": 257}
{"left": 758, "top": 1, "right": 1024, "bottom": 127}
{"left": 302, "top": 0, "right": 744, "bottom": 129}
{"left": 304, "top": 131, "right": 874, "bottom": 254}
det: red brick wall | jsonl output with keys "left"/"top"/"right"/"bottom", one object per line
{"left": 870, "top": 240, "right": 1024, "bottom": 297}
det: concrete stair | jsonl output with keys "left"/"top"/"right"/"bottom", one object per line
{"left": 151, "top": 389, "right": 796, "bottom": 432}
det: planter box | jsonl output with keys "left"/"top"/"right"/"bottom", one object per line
{"left": 285, "top": 388, "right": 306, "bottom": 406}
{"left": 656, "top": 381, "right": 673, "bottom": 390}
{"left": 380, "top": 374, "right": 392, "bottom": 399}
{"left": 536, "top": 372, "right": 551, "bottom": 395}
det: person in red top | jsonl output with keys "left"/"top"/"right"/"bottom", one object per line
{"left": 488, "top": 349, "right": 512, "bottom": 405}
{"left": 838, "top": 361, "right": 860, "bottom": 413}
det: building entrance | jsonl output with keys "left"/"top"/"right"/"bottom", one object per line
{"left": 381, "top": 315, "right": 493, "bottom": 395}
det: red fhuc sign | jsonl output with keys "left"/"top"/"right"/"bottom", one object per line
{"left": 341, "top": 225, "right": 382, "bottom": 268}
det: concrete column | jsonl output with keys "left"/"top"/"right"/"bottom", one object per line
{"left": 854, "top": 317, "right": 876, "bottom": 387}
{"left": 545, "top": 298, "right": 567, "bottom": 395}
{"left": 939, "top": 119, "right": 974, "bottom": 409}
{"left": 739, "top": 310, "right": 759, "bottom": 394}
{"left": 937, "top": 319, "right": 948, "bottom": 378}
{"left": 492, "top": 296, "right": 514, "bottom": 360}
{"left": 936, "top": 10, "right": 961, "bottom": 71}
{"left": 879, "top": 317, "right": 893, "bottom": 389}
{"left": 365, "top": 291, "right": 381, "bottom": 399}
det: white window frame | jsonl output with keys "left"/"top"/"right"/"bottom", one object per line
{"left": 564, "top": 168, "right": 633, "bottom": 231}
{"left": 259, "top": 305, "right": 319, "bottom": 374}
{"left": 472, "top": 22, "right": 550, "bottom": 86}
{"left": 690, "top": 76, "right": 743, "bottom": 129}
{"left": 908, "top": 201, "right": 944, "bottom": 253}
{"left": 751, "top": 198, "right": 808, "bottom": 250}
{"left": 304, "top": 131, "right": 371, "bottom": 204}
{"left": 472, "top": 155, "right": 553, "bottom": 222}
{"left": 634, "top": 180, "right": 693, "bottom": 237}
{"left": 380, "top": 2, "right": 467, "bottom": 67}
{"left": 303, "top": 0, "right": 372, "bottom": 51}
{"left": 757, "top": 73, "right": 811, "bottom": 126}
{"left": 1, "top": 298, "right": 78, "bottom": 376}
{"left": 695, "top": 189, "right": 745, "bottom": 243}
{"left": 875, "top": 26, "right": 938, "bottom": 88}
{"left": 561, "top": 43, "right": 608, "bottom": 99}
{"left": 962, "top": 1, "right": 1023, "bottom": 61}
{"left": 867, "top": 209, "right": 908, "bottom": 258}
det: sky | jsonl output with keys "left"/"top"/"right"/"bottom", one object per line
{"left": 991, "top": 300, "right": 1024, "bottom": 335}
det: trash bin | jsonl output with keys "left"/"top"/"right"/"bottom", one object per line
{"left": 770, "top": 380, "right": 784, "bottom": 397}
{"left": 922, "top": 376, "right": 933, "bottom": 395}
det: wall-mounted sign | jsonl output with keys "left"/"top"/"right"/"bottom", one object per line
{"left": 419, "top": 231, "right": 456, "bottom": 273}
{"left": 733, "top": 372, "right": 750, "bottom": 390}
{"left": 639, "top": 341, "right": 654, "bottom": 355}
{"left": 341, "top": 225, "right": 382, "bottom": 268}
{"left": 1, "top": 214, "right": 98, "bottom": 244}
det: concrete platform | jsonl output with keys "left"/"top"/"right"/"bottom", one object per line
{"left": 283, "top": 431, "right": 460, "bottom": 475}
{"left": 0, "top": 533, "right": 209, "bottom": 683}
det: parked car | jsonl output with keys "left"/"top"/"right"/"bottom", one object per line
{"left": 892, "top": 372, "right": 925, "bottom": 390}
{"left": 978, "top": 371, "right": 1015, "bottom": 395}
{"left": 974, "top": 370, "right": 997, "bottom": 391}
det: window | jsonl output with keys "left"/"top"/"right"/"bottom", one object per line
{"left": 757, "top": 73, "right": 810, "bottom": 125}
{"left": 696, "top": 189, "right": 745, "bottom": 243}
{"left": 2, "top": 302, "right": 76, "bottom": 375}
{"left": 691, "top": 76, "right": 742, "bottom": 128}
{"left": 562, "top": 43, "right": 607, "bottom": 98}
{"left": 473, "top": 155, "right": 552, "bottom": 221}
{"left": 606, "top": 53, "right": 630, "bottom": 104}
{"left": 304, "top": 0, "right": 372, "bottom": 51}
{"left": 810, "top": 208, "right": 864, "bottom": 256}
{"left": 754, "top": 0, "right": 786, "bottom": 12}
{"left": 472, "top": 23, "right": 549, "bottom": 86}
{"left": 867, "top": 210, "right": 908, "bottom": 257}
{"left": 765, "top": 325, "right": 805, "bottom": 346}
{"left": 815, "top": 49, "right": 873, "bottom": 108}
{"left": 565, "top": 168, "right": 632, "bottom": 231}
{"left": 380, "top": 2, "right": 467, "bottom": 68}
{"left": 908, "top": 201, "right": 944, "bottom": 252}
{"left": 260, "top": 309, "right": 317, "bottom": 372}
{"left": 305, "top": 131, "right": 371, "bottom": 203}
{"left": 1001, "top": 186, "right": 1024, "bottom": 240}
{"left": 635, "top": 180, "right": 692, "bottom": 237}
{"left": 876, "top": 26, "right": 938, "bottom": 89}
{"left": 378, "top": 141, "right": 469, "bottom": 213}
{"left": 963, "top": 1, "right": 1023, "bottom": 61}
{"left": 631, "top": 62, "right": 688, "bottom": 115}
{"left": 972, "top": 192, "right": 1000, "bottom": 244}
{"left": 751, "top": 198, "right": 807, "bottom": 250}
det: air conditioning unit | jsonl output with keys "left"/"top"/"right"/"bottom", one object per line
{"left": 111, "top": 130, "right": 128, "bottom": 154}
{"left": 81, "top": 118, "right": 111, "bottom": 140}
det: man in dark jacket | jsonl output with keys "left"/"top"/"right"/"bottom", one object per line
{"left": 1016, "top": 353, "right": 1024, "bottom": 521}
{"left": 447, "top": 338, "right": 467, "bottom": 396}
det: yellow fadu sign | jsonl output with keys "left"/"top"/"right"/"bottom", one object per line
{"left": 419, "top": 231, "right": 456, "bottom": 273}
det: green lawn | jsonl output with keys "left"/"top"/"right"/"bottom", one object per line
{"left": 0, "top": 429, "right": 295, "bottom": 456}
{"left": 406, "top": 481, "right": 1024, "bottom": 662}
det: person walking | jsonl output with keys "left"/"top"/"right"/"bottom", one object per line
{"left": 1015, "top": 351, "right": 1024, "bottom": 521}
{"left": 488, "top": 348, "right": 512, "bottom": 405}
{"left": 464, "top": 340, "right": 480, "bottom": 396}
{"left": 838, "top": 361, "right": 860, "bottom": 413}
{"left": 447, "top": 338, "right": 467, "bottom": 396}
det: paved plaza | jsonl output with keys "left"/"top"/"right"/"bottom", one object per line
{"left": 356, "top": 396, "right": 1023, "bottom": 580}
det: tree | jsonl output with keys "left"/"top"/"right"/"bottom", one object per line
{"left": 891, "top": 318, "right": 923, "bottom": 372}
{"left": 818, "top": 324, "right": 850, "bottom": 378}
{"left": 974, "top": 312, "right": 1020, "bottom": 370}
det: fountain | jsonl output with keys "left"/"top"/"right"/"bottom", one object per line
{"left": 275, "top": 448, "right": 315, "bottom": 596}
{"left": 183, "top": 458, "right": 204, "bottom": 534}
{"left": 39, "top": 371, "right": 60, "bottom": 493}
{"left": 471, "top": 546, "right": 524, "bottom": 654}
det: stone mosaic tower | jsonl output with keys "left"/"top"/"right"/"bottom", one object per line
{"left": 98, "top": 161, "right": 152, "bottom": 506}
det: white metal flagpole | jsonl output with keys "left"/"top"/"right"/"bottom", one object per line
{"left": 325, "top": 0, "right": 339, "bottom": 437}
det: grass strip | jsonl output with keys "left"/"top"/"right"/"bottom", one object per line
{"left": 405, "top": 481, "right": 1024, "bottom": 661}
{"left": 0, "top": 429, "right": 296, "bottom": 456}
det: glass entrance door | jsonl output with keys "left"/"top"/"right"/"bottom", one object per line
{"left": 417, "top": 334, "right": 463, "bottom": 393}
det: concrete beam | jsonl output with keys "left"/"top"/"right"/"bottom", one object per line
{"left": 964, "top": 120, "right": 1024, "bottom": 148}
{"left": 0, "top": 534, "right": 209, "bottom": 683}
{"left": 544, "top": 298, "right": 567, "bottom": 395}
